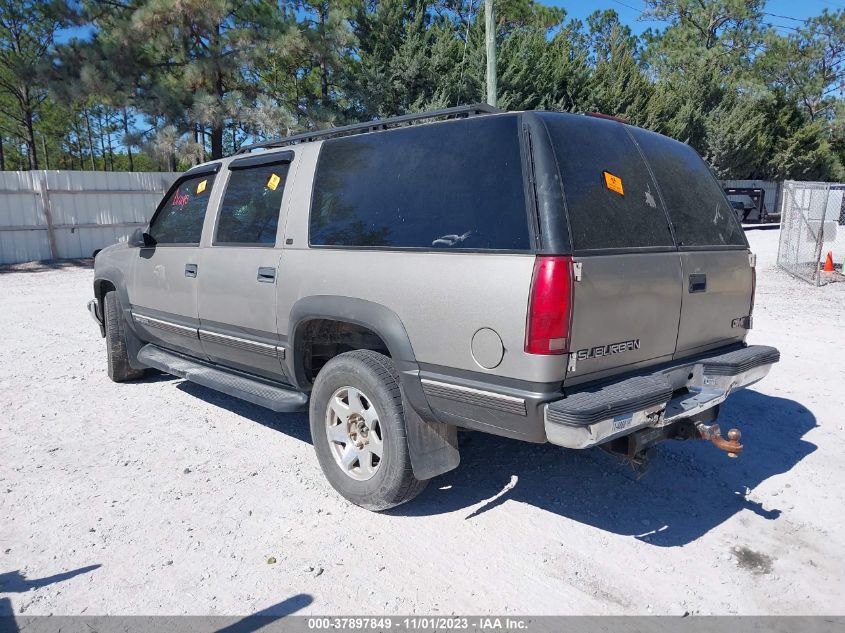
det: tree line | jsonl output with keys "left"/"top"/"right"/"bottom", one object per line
{"left": 1, "top": 0, "right": 844, "bottom": 181}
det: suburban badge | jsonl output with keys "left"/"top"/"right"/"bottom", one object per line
{"left": 576, "top": 339, "right": 641, "bottom": 361}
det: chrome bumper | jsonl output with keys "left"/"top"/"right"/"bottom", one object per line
{"left": 544, "top": 345, "right": 779, "bottom": 449}
{"left": 87, "top": 298, "right": 105, "bottom": 337}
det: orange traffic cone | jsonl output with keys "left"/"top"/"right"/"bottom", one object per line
{"left": 824, "top": 251, "right": 835, "bottom": 272}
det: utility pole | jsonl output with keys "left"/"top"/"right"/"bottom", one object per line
{"left": 42, "top": 135, "right": 49, "bottom": 170}
{"left": 485, "top": 0, "right": 497, "bottom": 107}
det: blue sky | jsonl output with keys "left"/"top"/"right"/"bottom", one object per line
{"left": 56, "top": 1, "right": 843, "bottom": 44}
{"left": 547, "top": 0, "right": 845, "bottom": 34}
{"left": 51, "top": 0, "right": 842, "bottom": 147}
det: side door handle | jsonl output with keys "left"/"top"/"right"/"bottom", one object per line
{"left": 257, "top": 267, "right": 276, "bottom": 283}
{"left": 185, "top": 263, "right": 198, "bottom": 278}
{"left": 689, "top": 273, "right": 707, "bottom": 293}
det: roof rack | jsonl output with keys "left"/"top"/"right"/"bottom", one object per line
{"left": 584, "top": 111, "right": 627, "bottom": 124}
{"left": 234, "top": 103, "right": 502, "bottom": 155}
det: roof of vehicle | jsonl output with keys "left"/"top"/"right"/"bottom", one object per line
{"left": 236, "top": 103, "right": 502, "bottom": 154}
{"left": 185, "top": 106, "right": 682, "bottom": 176}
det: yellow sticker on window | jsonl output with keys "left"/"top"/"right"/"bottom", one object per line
{"left": 267, "top": 173, "right": 281, "bottom": 191}
{"left": 196, "top": 179, "right": 207, "bottom": 194}
{"left": 603, "top": 171, "right": 624, "bottom": 196}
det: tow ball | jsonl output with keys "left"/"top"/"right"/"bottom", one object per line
{"left": 695, "top": 422, "right": 743, "bottom": 458}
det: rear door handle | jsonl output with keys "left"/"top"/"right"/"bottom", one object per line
{"left": 689, "top": 273, "right": 707, "bottom": 293}
{"left": 185, "top": 263, "right": 198, "bottom": 278}
{"left": 257, "top": 267, "right": 276, "bottom": 283}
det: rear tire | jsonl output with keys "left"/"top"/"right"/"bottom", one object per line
{"left": 104, "top": 290, "right": 144, "bottom": 383}
{"left": 309, "top": 350, "right": 428, "bottom": 511}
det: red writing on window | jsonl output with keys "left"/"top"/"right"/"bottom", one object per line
{"left": 172, "top": 192, "right": 190, "bottom": 207}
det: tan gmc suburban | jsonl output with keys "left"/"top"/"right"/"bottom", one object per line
{"left": 88, "top": 105, "right": 779, "bottom": 510}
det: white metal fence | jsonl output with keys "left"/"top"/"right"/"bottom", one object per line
{"left": 0, "top": 170, "right": 180, "bottom": 265}
{"left": 777, "top": 180, "right": 845, "bottom": 286}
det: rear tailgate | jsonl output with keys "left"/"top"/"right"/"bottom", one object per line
{"left": 567, "top": 252, "right": 683, "bottom": 386}
{"left": 628, "top": 127, "right": 753, "bottom": 358}
{"left": 676, "top": 250, "right": 752, "bottom": 355}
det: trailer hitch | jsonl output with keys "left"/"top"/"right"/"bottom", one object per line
{"left": 695, "top": 422, "right": 742, "bottom": 458}
{"left": 600, "top": 418, "right": 742, "bottom": 479}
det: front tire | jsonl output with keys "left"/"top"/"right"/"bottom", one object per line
{"left": 104, "top": 290, "right": 144, "bottom": 383}
{"left": 309, "top": 350, "right": 428, "bottom": 511}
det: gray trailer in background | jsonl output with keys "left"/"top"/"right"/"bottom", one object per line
{"left": 721, "top": 179, "right": 782, "bottom": 223}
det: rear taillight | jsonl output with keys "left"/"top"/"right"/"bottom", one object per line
{"left": 524, "top": 256, "right": 574, "bottom": 355}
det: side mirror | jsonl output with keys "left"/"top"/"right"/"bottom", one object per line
{"left": 129, "top": 227, "right": 156, "bottom": 248}
{"left": 129, "top": 227, "right": 144, "bottom": 247}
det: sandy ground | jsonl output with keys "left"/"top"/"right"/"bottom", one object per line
{"left": 1, "top": 228, "right": 844, "bottom": 616}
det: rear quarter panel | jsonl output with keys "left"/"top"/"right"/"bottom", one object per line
{"left": 277, "top": 143, "right": 565, "bottom": 384}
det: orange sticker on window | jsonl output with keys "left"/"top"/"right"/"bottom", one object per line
{"left": 603, "top": 171, "right": 624, "bottom": 196}
{"left": 196, "top": 179, "right": 207, "bottom": 194}
{"left": 267, "top": 173, "right": 281, "bottom": 191}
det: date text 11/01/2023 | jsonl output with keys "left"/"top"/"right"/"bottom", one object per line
{"left": 307, "top": 617, "right": 529, "bottom": 630}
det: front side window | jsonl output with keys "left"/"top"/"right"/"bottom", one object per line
{"left": 215, "top": 162, "right": 290, "bottom": 245}
{"left": 148, "top": 174, "right": 216, "bottom": 245}
{"left": 310, "top": 115, "right": 530, "bottom": 250}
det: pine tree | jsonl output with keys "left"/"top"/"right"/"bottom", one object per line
{"left": 585, "top": 10, "right": 652, "bottom": 125}
{"left": 78, "top": 0, "right": 293, "bottom": 160}
{"left": 0, "top": 0, "right": 70, "bottom": 169}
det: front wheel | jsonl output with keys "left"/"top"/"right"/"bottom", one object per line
{"left": 104, "top": 290, "right": 144, "bottom": 383}
{"left": 309, "top": 350, "right": 428, "bottom": 511}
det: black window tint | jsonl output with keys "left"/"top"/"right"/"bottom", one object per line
{"left": 630, "top": 128, "right": 746, "bottom": 247}
{"left": 310, "top": 115, "right": 530, "bottom": 250}
{"left": 216, "top": 163, "right": 289, "bottom": 245}
{"left": 540, "top": 113, "right": 674, "bottom": 251}
{"left": 149, "top": 175, "right": 215, "bottom": 244}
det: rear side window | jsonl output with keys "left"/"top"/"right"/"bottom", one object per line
{"left": 540, "top": 113, "right": 674, "bottom": 251}
{"left": 216, "top": 162, "right": 289, "bottom": 245}
{"left": 629, "top": 128, "right": 746, "bottom": 247}
{"left": 310, "top": 115, "right": 530, "bottom": 250}
{"left": 149, "top": 174, "right": 215, "bottom": 245}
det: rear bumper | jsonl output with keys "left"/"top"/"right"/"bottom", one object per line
{"left": 544, "top": 345, "right": 780, "bottom": 449}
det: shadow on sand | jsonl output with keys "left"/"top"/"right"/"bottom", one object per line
{"left": 0, "top": 565, "right": 101, "bottom": 617}
{"left": 0, "top": 258, "right": 93, "bottom": 274}
{"left": 215, "top": 594, "right": 314, "bottom": 632}
{"left": 0, "top": 592, "right": 312, "bottom": 632}
{"left": 177, "top": 380, "right": 815, "bottom": 547}
{"left": 177, "top": 381, "right": 312, "bottom": 443}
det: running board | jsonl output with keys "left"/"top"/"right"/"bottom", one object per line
{"left": 137, "top": 344, "right": 308, "bottom": 413}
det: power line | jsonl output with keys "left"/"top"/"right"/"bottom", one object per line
{"left": 609, "top": 0, "right": 645, "bottom": 15}
{"left": 762, "top": 21, "right": 804, "bottom": 33}
{"left": 604, "top": 3, "right": 819, "bottom": 29}
{"left": 761, "top": 11, "right": 810, "bottom": 24}
{"left": 820, "top": 0, "right": 845, "bottom": 10}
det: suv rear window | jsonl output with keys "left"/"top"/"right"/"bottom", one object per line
{"left": 539, "top": 113, "right": 674, "bottom": 252}
{"left": 628, "top": 128, "right": 746, "bottom": 247}
{"left": 149, "top": 174, "right": 216, "bottom": 245}
{"left": 310, "top": 115, "right": 530, "bottom": 250}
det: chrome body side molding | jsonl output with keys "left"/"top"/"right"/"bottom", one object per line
{"left": 198, "top": 329, "right": 283, "bottom": 358}
{"left": 132, "top": 312, "right": 198, "bottom": 338}
{"left": 131, "top": 311, "right": 286, "bottom": 358}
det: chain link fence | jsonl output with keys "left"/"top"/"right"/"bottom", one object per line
{"left": 777, "top": 181, "right": 845, "bottom": 286}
